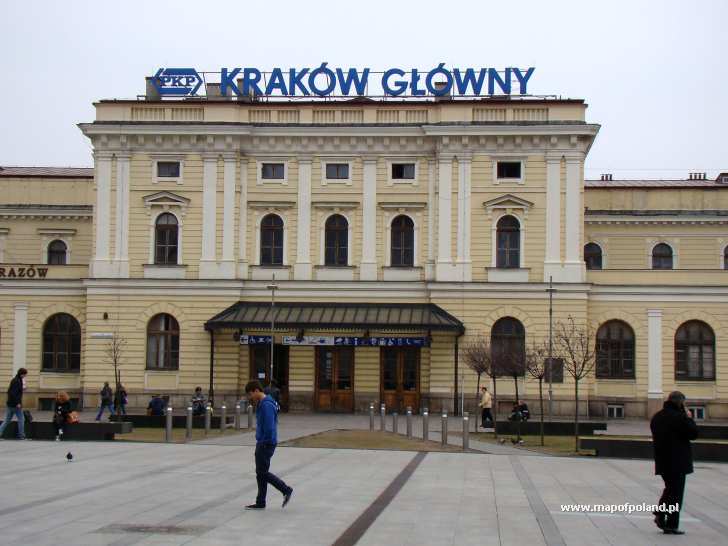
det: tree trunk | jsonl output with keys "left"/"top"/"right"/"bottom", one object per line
{"left": 574, "top": 379, "right": 580, "bottom": 453}
{"left": 492, "top": 375, "right": 498, "bottom": 439}
{"left": 539, "top": 378, "right": 544, "bottom": 446}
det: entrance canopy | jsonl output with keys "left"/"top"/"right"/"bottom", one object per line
{"left": 204, "top": 302, "right": 464, "bottom": 334}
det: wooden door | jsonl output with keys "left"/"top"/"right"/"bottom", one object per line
{"left": 380, "top": 347, "right": 420, "bottom": 413}
{"left": 315, "top": 347, "right": 354, "bottom": 412}
{"left": 250, "top": 344, "right": 289, "bottom": 412}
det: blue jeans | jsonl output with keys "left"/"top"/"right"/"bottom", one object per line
{"left": 0, "top": 406, "right": 25, "bottom": 439}
{"left": 96, "top": 403, "right": 114, "bottom": 420}
{"left": 254, "top": 443, "right": 290, "bottom": 506}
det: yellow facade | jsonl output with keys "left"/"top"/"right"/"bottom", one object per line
{"left": 1, "top": 97, "right": 726, "bottom": 419}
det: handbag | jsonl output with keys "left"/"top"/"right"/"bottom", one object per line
{"left": 67, "top": 411, "right": 80, "bottom": 424}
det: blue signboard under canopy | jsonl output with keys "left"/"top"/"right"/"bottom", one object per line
{"left": 239, "top": 335, "right": 272, "bottom": 345}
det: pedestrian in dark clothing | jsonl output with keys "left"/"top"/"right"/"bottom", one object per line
{"left": 96, "top": 382, "right": 115, "bottom": 421}
{"left": 147, "top": 394, "right": 167, "bottom": 416}
{"left": 114, "top": 385, "right": 127, "bottom": 416}
{"left": 264, "top": 380, "right": 281, "bottom": 405}
{"left": 244, "top": 380, "right": 293, "bottom": 510}
{"left": 53, "top": 391, "right": 72, "bottom": 441}
{"left": 0, "top": 368, "right": 28, "bottom": 440}
{"left": 650, "top": 391, "right": 699, "bottom": 535}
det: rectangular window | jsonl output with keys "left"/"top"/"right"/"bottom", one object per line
{"left": 261, "top": 163, "right": 285, "bottom": 179}
{"left": 325, "top": 163, "right": 349, "bottom": 180}
{"left": 157, "top": 161, "right": 181, "bottom": 178}
{"left": 391, "top": 163, "right": 415, "bottom": 180}
{"left": 497, "top": 161, "right": 521, "bottom": 179}
{"left": 607, "top": 405, "right": 624, "bottom": 419}
{"left": 687, "top": 406, "right": 705, "bottom": 420}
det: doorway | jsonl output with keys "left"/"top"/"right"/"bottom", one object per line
{"left": 250, "top": 344, "right": 289, "bottom": 412}
{"left": 315, "top": 346, "right": 354, "bottom": 412}
{"left": 380, "top": 347, "right": 420, "bottom": 413}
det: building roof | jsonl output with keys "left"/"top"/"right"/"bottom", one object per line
{"left": 585, "top": 179, "right": 726, "bottom": 188}
{"left": 205, "top": 302, "right": 465, "bottom": 334}
{"left": 0, "top": 166, "right": 93, "bottom": 178}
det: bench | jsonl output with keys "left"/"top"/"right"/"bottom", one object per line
{"left": 1, "top": 420, "right": 133, "bottom": 441}
{"left": 494, "top": 420, "right": 607, "bottom": 436}
{"left": 111, "top": 414, "right": 236, "bottom": 429}
{"left": 579, "top": 436, "right": 728, "bottom": 462}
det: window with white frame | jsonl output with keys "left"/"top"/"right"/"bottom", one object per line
{"left": 153, "top": 158, "right": 184, "bottom": 184}
{"left": 390, "top": 215, "right": 415, "bottom": 267}
{"left": 324, "top": 214, "right": 349, "bottom": 266}
{"left": 607, "top": 405, "right": 624, "bottom": 419}
{"left": 47, "top": 239, "right": 68, "bottom": 265}
{"left": 326, "top": 163, "right": 349, "bottom": 180}
{"left": 652, "top": 243, "right": 674, "bottom": 270}
{"left": 391, "top": 163, "right": 415, "bottom": 180}
{"left": 261, "top": 162, "right": 285, "bottom": 180}
{"left": 495, "top": 160, "right": 525, "bottom": 184}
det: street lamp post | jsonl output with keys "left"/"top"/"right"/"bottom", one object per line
{"left": 547, "top": 276, "right": 556, "bottom": 418}
{"left": 267, "top": 274, "right": 278, "bottom": 388}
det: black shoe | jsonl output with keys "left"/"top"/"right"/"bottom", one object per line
{"left": 282, "top": 489, "right": 293, "bottom": 508}
{"left": 663, "top": 528, "right": 685, "bottom": 535}
{"left": 652, "top": 512, "right": 665, "bottom": 529}
{"left": 245, "top": 504, "right": 265, "bottom": 510}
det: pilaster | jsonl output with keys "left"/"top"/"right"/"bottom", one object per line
{"left": 543, "top": 154, "right": 562, "bottom": 281}
{"left": 113, "top": 153, "right": 130, "bottom": 278}
{"left": 455, "top": 154, "right": 472, "bottom": 282}
{"left": 12, "top": 303, "right": 28, "bottom": 376}
{"left": 647, "top": 309, "right": 664, "bottom": 417}
{"left": 294, "top": 156, "right": 313, "bottom": 280}
{"left": 436, "top": 155, "right": 457, "bottom": 281}
{"left": 220, "top": 154, "right": 237, "bottom": 279}
{"left": 360, "top": 156, "right": 378, "bottom": 280}
{"left": 563, "top": 154, "right": 585, "bottom": 282}
{"left": 237, "top": 158, "right": 249, "bottom": 279}
{"left": 199, "top": 154, "right": 218, "bottom": 278}
{"left": 90, "top": 152, "right": 113, "bottom": 278}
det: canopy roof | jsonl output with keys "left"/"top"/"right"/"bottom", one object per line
{"left": 205, "top": 302, "right": 464, "bottom": 334}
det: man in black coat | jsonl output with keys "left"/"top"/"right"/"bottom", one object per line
{"left": 0, "top": 368, "right": 28, "bottom": 439}
{"left": 650, "top": 391, "right": 698, "bottom": 535}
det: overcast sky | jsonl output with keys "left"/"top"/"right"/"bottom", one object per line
{"left": 1, "top": 0, "right": 726, "bottom": 178}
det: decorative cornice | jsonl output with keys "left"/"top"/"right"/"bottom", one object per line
{"left": 482, "top": 194, "right": 534, "bottom": 211}
{"left": 0, "top": 205, "right": 92, "bottom": 220}
{"left": 312, "top": 201, "right": 359, "bottom": 210}
{"left": 248, "top": 201, "right": 296, "bottom": 210}
{"left": 378, "top": 202, "right": 427, "bottom": 210}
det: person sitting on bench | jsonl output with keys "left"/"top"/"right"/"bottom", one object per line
{"left": 147, "top": 394, "right": 167, "bottom": 416}
{"left": 191, "top": 387, "right": 207, "bottom": 416}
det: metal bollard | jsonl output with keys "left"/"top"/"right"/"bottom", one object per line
{"left": 422, "top": 407, "right": 429, "bottom": 441}
{"left": 185, "top": 406, "right": 193, "bottom": 442}
{"left": 380, "top": 403, "right": 386, "bottom": 431}
{"left": 463, "top": 412, "right": 470, "bottom": 451}
{"left": 220, "top": 404, "right": 227, "bottom": 434}
{"left": 247, "top": 402, "right": 254, "bottom": 429}
{"left": 441, "top": 410, "right": 448, "bottom": 447}
{"left": 204, "top": 403, "right": 212, "bottom": 435}
{"left": 235, "top": 403, "right": 241, "bottom": 430}
{"left": 406, "top": 406, "right": 413, "bottom": 438}
{"left": 165, "top": 406, "right": 173, "bottom": 443}
{"left": 369, "top": 403, "right": 374, "bottom": 431}
{"left": 392, "top": 412, "right": 398, "bottom": 434}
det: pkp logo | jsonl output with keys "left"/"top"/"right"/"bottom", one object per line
{"left": 152, "top": 68, "right": 203, "bottom": 96}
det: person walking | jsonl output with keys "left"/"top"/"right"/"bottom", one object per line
{"left": 478, "top": 386, "right": 493, "bottom": 429}
{"left": 650, "top": 391, "right": 699, "bottom": 535}
{"left": 96, "top": 382, "right": 115, "bottom": 421}
{"left": 114, "top": 384, "right": 128, "bottom": 416}
{"left": 0, "top": 368, "right": 28, "bottom": 440}
{"left": 53, "top": 391, "right": 72, "bottom": 441}
{"left": 244, "top": 380, "right": 293, "bottom": 510}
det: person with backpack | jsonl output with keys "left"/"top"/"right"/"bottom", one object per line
{"left": 0, "top": 368, "right": 28, "bottom": 440}
{"left": 96, "top": 382, "right": 115, "bottom": 421}
{"left": 244, "top": 380, "right": 293, "bottom": 510}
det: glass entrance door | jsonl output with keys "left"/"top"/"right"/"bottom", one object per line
{"left": 315, "top": 347, "right": 354, "bottom": 412}
{"left": 380, "top": 347, "right": 420, "bottom": 413}
{"left": 250, "top": 344, "right": 289, "bottom": 411}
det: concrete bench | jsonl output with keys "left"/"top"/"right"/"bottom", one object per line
{"left": 579, "top": 436, "right": 728, "bottom": 462}
{"left": 494, "top": 420, "right": 607, "bottom": 436}
{"left": 111, "top": 414, "right": 236, "bottom": 429}
{"left": 1, "top": 420, "right": 133, "bottom": 441}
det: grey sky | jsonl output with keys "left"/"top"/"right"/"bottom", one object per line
{"left": 1, "top": 0, "right": 726, "bottom": 178}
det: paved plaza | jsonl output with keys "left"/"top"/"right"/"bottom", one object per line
{"left": 0, "top": 415, "right": 727, "bottom": 545}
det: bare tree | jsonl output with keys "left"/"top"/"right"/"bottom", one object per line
{"left": 462, "top": 337, "right": 498, "bottom": 437}
{"left": 554, "top": 316, "right": 598, "bottom": 452}
{"left": 105, "top": 331, "right": 127, "bottom": 417}
{"left": 524, "top": 339, "right": 549, "bottom": 446}
{"left": 498, "top": 349, "right": 526, "bottom": 442}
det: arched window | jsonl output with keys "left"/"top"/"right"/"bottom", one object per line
{"left": 146, "top": 313, "right": 180, "bottom": 370}
{"left": 723, "top": 246, "right": 728, "bottom": 270}
{"left": 596, "top": 320, "right": 635, "bottom": 379}
{"left": 584, "top": 242, "right": 603, "bottom": 270}
{"left": 496, "top": 215, "right": 520, "bottom": 269}
{"left": 260, "top": 214, "right": 284, "bottom": 266}
{"left": 325, "top": 214, "right": 348, "bottom": 266}
{"left": 154, "top": 213, "right": 178, "bottom": 265}
{"left": 42, "top": 313, "right": 81, "bottom": 371}
{"left": 491, "top": 317, "right": 525, "bottom": 375}
{"left": 391, "top": 215, "right": 414, "bottom": 267}
{"left": 47, "top": 240, "right": 67, "bottom": 265}
{"left": 652, "top": 243, "right": 673, "bottom": 270}
{"left": 675, "top": 321, "right": 715, "bottom": 380}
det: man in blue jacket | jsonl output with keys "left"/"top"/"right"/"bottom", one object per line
{"left": 244, "top": 380, "right": 293, "bottom": 510}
